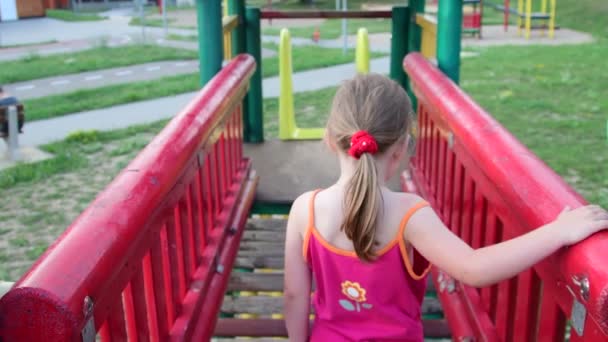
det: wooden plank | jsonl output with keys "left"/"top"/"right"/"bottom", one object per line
{"left": 234, "top": 256, "right": 284, "bottom": 269}
{"left": 228, "top": 273, "right": 283, "bottom": 292}
{"left": 242, "top": 230, "right": 285, "bottom": 242}
{"left": 215, "top": 318, "right": 451, "bottom": 338}
{"left": 238, "top": 241, "right": 284, "bottom": 253}
{"left": 221, "top": 295, "right": 443, "bottom": 316}
{"left": 246, "top": 219, "right": 287, "bottom": 231}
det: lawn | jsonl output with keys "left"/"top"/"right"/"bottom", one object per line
{"left": 45, "top": 9, "right": 106, "bottom": 21}
{"left": 0, "top": 45, "right": 197, "bottom": 84}
{"left": 458, "top": 0, "right": 608, "bottom": 208}
{"left": 23, "top": 44, "right": 386, "bottom": 122}
{"left": 263, "top": 18, "right": 391, "bottom": 39}
{"left": 0, "top": 123, "right": 166, "bottom": 281}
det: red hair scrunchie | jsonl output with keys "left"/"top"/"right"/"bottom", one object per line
{"left": 348, "top": 130, "right": 378, "bottom": 159}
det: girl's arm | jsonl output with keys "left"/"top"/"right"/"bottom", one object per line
{"left": 405, "top": 204, "right": 608, "bottom": 287}
{"left": 283, "top": 192, "right": 312, "bottom": 341}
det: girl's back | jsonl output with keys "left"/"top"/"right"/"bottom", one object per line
{"left": 304, "top": 187, "right": 431, "bottom": 341}
{"left": 282, "top": 73, "right": 608, "bottom": 342}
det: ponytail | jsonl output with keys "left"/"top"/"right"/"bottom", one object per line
{"left": 341, "top": 132, "right": 381, "bottom": 261}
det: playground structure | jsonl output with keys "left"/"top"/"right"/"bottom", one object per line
{"left": 0, "top": 1, "right": 606, "bottom": 342}
{"left": 278, "top": 26, "right": 371, "bottom": 141}
{"left": 492, "top": 0, "right": 557, "bottom": 38}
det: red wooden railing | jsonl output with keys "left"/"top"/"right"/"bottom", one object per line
{"left": 402, "top": 52, "right": 608, "bottom": 341}
{"left": 0, "top": 54, "right": 258, "bottom": 341}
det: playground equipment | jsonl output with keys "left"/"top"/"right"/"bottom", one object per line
{"left": 278, "top": 26, "right": 371, "bottom": 140}
{"left": 495, "top": 0, "right": 557, "bottom": 38}
{"left": 463, "top": 0, "right": 483, "bottom": 38}
{"left": 277, "top": 28, "right": 325, "bottom": 141}
{"left": 355, "top": 28, "right": 370, "bottom": 74}
{"left": 1, "top": 1, "right": 607, "bottom": 341}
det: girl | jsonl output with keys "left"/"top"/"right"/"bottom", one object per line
{"left": 283, "top": 73, "right": 608, "bottom": 341}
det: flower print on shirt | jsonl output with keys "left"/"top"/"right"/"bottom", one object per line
{"left": 339, "top": 281, "right": 373, "bottom": 312}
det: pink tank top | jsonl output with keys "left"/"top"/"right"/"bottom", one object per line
{"left": 303, "top": 190, "right": 432, "bottom": 341}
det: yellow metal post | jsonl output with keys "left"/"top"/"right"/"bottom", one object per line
{"left": 517, "top": 0, "right": 523, "bottom": 35}
{"left": 549, "top": 0, "right": 556, "bottom": 38}
{"left": 355, "top": 28, "right": 370, "bottom": 74}
{"left": 525, "top": 0, "right": 532, "bottom": 38}
{"left": 416, "top": 14, "right": 437, "bottom": 60}
{"left": 278, "top": 29, "right": 296, "bottom": 140}
{"left": 541, "top": 0, "right": 547, "bottom": 36}
{"left": 278, "top": 29, "right": 325, "bottom": 140}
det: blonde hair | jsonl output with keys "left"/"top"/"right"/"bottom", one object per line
{"left": 326, "top": 73, "right": 413, "bottom": 261}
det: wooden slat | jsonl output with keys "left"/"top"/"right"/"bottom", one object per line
{"left": 238, "top": 241, "right": 284, "bottom": 253}
{"left": 221, "top": 295, "right": 443, "bottom": 316}
{"left": 234, "top": 256, "right": 284, "bottom": 269}
{"left": 242, "top": 230, "right": 285, "bottom": 242}
{"left": 246, "top": 219, "right": 287, "bottom": 231}
{"left": 228, "top": 272, "right": 283, "bottom": 292}
{"left": 215, "top": 318, "right": 451, "bottom": 338}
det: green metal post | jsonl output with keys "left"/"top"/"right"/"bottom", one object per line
{"left": 228, "top": 0, "right": 246, "bottom": 55}
{"left": 437, "top": 0, "right": 463, "bottom": 84}
{"left": 245, "top": 7, "right": 264, "bottom": 143}
{"left": 408, "top": 0, "right": 425, "bottom": 53}
{"left": 389, "top": 6, "right": 410, "bottom": 90}
{"left": 197, "top": 0, "right": 223, "bottom": 87}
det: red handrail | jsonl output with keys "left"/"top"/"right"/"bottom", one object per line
{"left": 402, "top": 52, "right": 608, "bottom": 340}
{"left": 0, "top": 54, "right": 257, "bottom": 341}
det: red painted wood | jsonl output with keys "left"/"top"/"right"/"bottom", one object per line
{"left": 0, "top": 55, "right": 255, "bottom": 340}
{"left": 404, "top": 52, "right": 608, "bottom": 339}
{"left": 130, "top": 268, "right": 152, "bottom": 342}
{"left": 142, "top": 253, "right": 160, "bottom": 342}
{"left": 190, "top": 170, "right": 258, "bottom": 340}
{"left": 122, "top": 282, "right": 138, "bottom": 342}
{"left": 537, "top": 296, "right": 566, "bottom": 342}
{"left": 180, "top": 198, "right": 197, "bottom": 280}
{"left": 460, "top": 175, "right": 475, "bottom": 245}
{"left": 106, "top": 297, "right": 128, "bottom": 341}
{"left": 150, "top": 225, "right": 173, "bottom": 338}
{"left": 166, "top": 211, "right": 186, "bottom": 315}
{"left": 512, "top": 270, "right": 541, "bottom": 342}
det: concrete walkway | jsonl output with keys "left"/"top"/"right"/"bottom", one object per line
{"left": 5, "top": 60, "right": 198, "bottom": 100}
{"left": 18, "top": 57, "right": 389, "bottom": 146}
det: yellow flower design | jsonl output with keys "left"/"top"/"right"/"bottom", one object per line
{"left": 341, "top": 281, "right": 367, "bottom": 303}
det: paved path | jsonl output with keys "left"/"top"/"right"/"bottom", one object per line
{"left": 5, "top": 60, "right": 199, "bottom": 100}
{"left": 18, "top": 57, "right": 389, "bottom": 146}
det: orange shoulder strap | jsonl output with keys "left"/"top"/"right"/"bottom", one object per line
{"left": 398, "top": 201, "right": 432, "bottom": 280}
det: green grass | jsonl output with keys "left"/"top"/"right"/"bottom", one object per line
{"left": 263, "top": 85, "right": 336, "bottom": 139}
{"left": 0, "top": 45, "right": 197, "bottom": 84}
{"left": 23, "top": 44, "right": 385, "bottom": 122}
{"left": 0, "top": 122, "right": 167, "bottom": 190}
{"left": 0, "top": 40, "right": 58, "bottom": 49}
{"left": 458, "top": 0, "right": 608, "bottom": 208}
{"left": 0, "top": 84, "right": 331, "bottom": 189}
{"left": 45, "top": 9, "right": 105, "bottom": 21}
{"left": 129, "top": 16, "right": 177, "bottom": 27}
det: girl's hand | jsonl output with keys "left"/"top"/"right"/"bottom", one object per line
{"left": 552, "top": 205, "right": 608, "bottom": 246}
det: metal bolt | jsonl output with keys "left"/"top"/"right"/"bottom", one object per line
{"left": 217, "top": 264, "right": 225, "bottom": 274}
{"left": 83, "top": 296, "right": 94, "bottom": 316}
{"left": 572, "top": 275, "right": 590, "bottom": 301}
